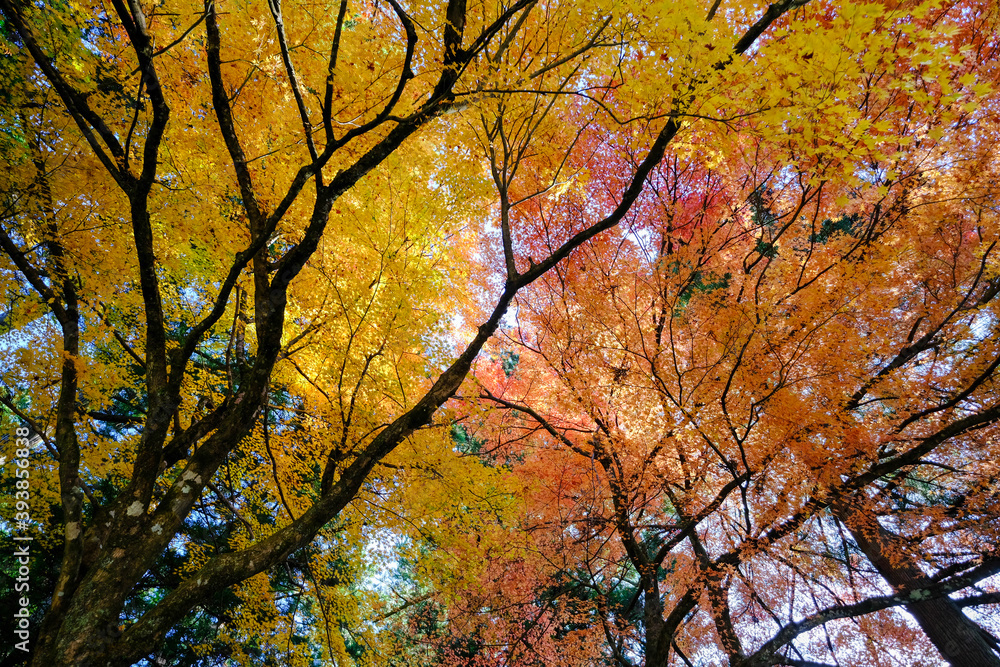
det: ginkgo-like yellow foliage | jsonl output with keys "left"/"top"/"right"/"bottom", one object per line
{"left": 0, "top": 0, "right": 998, "bottom": 666}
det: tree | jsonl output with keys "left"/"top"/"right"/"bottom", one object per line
{"left": 2, "top": 0, "right": 997, "bottom": 666}
{"left": 461, "top": 2, "right": 1000, "bottom": 665}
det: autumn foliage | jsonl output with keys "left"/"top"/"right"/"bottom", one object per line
{"left": 0, "top": 0, "right": 999, "bottom": 665}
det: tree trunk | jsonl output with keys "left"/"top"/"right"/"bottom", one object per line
{"left": 835, "top": 502, "right": 1000, "bottom": 667}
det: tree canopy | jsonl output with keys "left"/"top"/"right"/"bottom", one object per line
{"left": 0, "top": 0, "right": 998, "bottom": 665}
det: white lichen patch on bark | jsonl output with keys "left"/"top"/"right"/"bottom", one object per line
{"left": 181, "top": 470, "right": 202, "bottom": 484}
